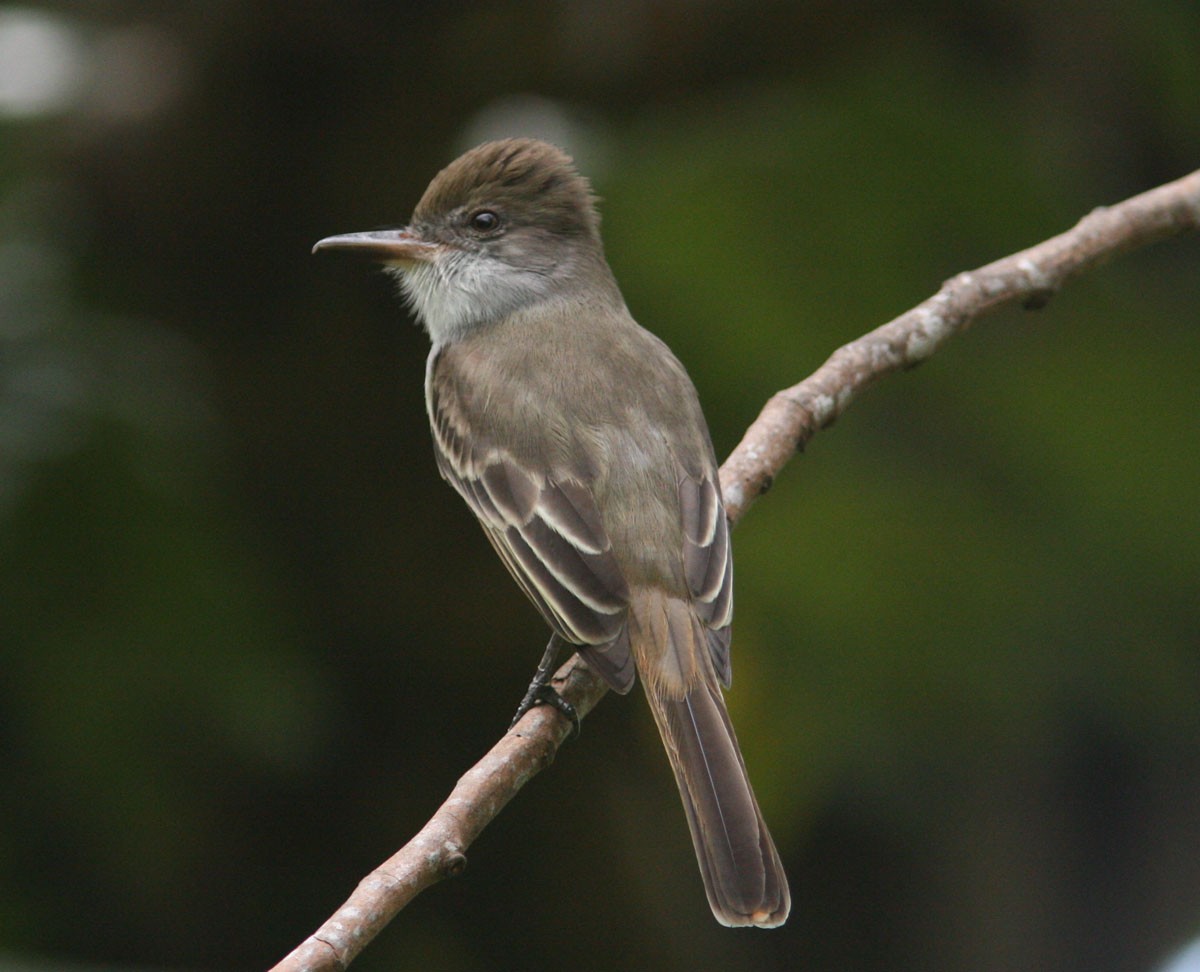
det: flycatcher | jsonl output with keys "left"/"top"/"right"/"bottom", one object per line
{"left": 314, "top": 138, "right": 789, "bottom": 927}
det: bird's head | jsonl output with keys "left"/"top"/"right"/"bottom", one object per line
{"left": 314, "top": 139, "right": 611, "bottom": 344}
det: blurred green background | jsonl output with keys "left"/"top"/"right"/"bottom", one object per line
{"left": 1, "top": 2, "right": 1198, "bottom": 971}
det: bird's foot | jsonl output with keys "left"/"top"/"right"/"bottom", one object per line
{"left": 510, "top": 677, "right": 580, "bottom": 737}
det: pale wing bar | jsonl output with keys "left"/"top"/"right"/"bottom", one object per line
{"left": 434, "top": 439, "right": 632, "bottom": 660}
{"left": 679, "top": 473, "right": 734, "bottom": 686}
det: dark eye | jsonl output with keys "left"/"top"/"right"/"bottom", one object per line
{"left": 469, "top": 210, "right": 500, "bottom": 232}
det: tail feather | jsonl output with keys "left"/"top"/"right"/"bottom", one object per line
{"left": 631, "top": 592, "right": 790, "bottom": 927}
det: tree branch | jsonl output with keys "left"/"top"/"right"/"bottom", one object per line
{"left": 268, "top": 168, "right": 1200, "bottom": 972}
{"left": 719, "top": 169, "right": 1200, "bottom": 520}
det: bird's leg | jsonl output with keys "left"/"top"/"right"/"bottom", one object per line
{"left": 510, "top": 633, "right": 580, "bottom": 735}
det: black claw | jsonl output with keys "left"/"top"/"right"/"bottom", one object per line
{"left": 509, "top": 633, "right": 580, "bottom": 736}
{"left": 510, "top": 683, "right": 580, "bottom": 737}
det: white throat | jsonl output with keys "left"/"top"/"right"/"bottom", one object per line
{"left": 390, "top": 249, "right": 563, "bottom": 346}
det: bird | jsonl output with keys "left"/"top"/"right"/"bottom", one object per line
{"left": 313, "top": 138, "right": 789, "bottom": 927}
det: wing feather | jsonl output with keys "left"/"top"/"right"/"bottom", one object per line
{"left": 428, "top": 355, "right": 633, "bottom": 689}
{"left": 427, "top": 345, "right": 734, "bottom": 697}
{"left": 679, "top": 473, "right": 734, "bottom": 685}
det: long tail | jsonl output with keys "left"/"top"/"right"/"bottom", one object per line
{"left": 631, "top": 592, "right": 790, "bottom": 927}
